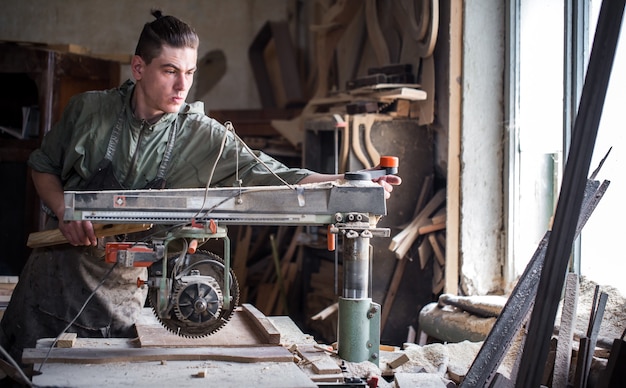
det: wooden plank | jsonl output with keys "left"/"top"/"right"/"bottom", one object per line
{"left": 553, "top": 273, "right": 579, "bottom": 388}
{"left": 418, "top": 221, "right": 446, "bottom": 235}
{"left": 380, "top": 257, "right": 408, "bottom": 331}
{"left": 573, "top": 337, "right": 590, "bottom": 388}
{"left": 136, "top": 307, "right": 267, "bottom": 347}
{"left": 428, "top": 233, "right": 445, "bottom": 267}
{"left": 27, "top": 223, "right": 152, "bottom": 248}
{"left": 389, "top": 189, "right": 446, "bottom": 258}
{"left": 418, "top": 237, "right": 432, "bottom": 270}
{"left": 241, "top": 303, "right": 281, "bottom": 345}
{"left": 387, "top": 353, "right": 410, "bottom": 369}
{"left": 55, "top": 333, "right": 77, "bottom": 348}
{"left": 373, "top": 87, "right": 427, "bottom": 101}
{"left": 445, "top": 0, "right": 463, "bottom": 296}
{"left": 311, "top": 302, "right": 338, "bottom": 321}
{"left": 296, "top": 344, "right": 342, "bottom": 375}
{"left": 574, "top": 289, "right": 608, "bottom": 388}
{"left": 431, "top": 207, "right": 446, "bottom": 225}
{"left": 32, "top": 358, "right": 316, "bottom": 388}
{"left": 23, "top": 345, "right": 293, "bottom": 364}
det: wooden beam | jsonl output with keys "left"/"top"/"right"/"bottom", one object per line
{"left": 445, "top": 0, "right": 463, "bottom": 296}
{"left": 241, "top": 303, "right": 281, "bottom": 345}
{"left": 23, "top": 345, "right": 293, "bottom": 364}
{"left": 553, "top": 273, "right": 579, "bottom": 388}
{"left": 27, "top": 223, "right": 152, "bottom": 248}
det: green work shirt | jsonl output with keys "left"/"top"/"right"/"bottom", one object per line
{"left": 28, "top": 80, "right": 313, "bottom": 190}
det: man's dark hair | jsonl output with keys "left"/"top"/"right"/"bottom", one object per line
{"left": 134, "top": 9, "right": 199, "bottom": 63}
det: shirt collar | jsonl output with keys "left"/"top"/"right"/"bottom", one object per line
{"left": 119, "top": 80, "right": 178, "bottom": 130}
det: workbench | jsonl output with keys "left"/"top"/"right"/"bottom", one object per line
{"left": 24, "top": 306, "right": 332, "bottom": 388}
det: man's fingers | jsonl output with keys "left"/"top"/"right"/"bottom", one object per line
{"left": 81, "top": 221, "right": 97, "bottom": 246}
{"left": 60, "top": 221, "right": 96, "bottom": 246}
{"left": 373, "top": 175, "right": 402, "bottom": 186}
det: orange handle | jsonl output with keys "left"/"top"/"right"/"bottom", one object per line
{"left": 188, "top": 239, "right": 199, "bottom": 254}
{"left": 380, "top": 155, "right": 399, "bottom": 168}
{"left": 327, "top": 225, "right": 336, "bottom": 251}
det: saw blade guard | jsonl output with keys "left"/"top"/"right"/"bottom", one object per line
{"left": 148, "top": 250, "right": 240, "bottom": 337}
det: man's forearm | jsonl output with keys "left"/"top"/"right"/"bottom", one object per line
{"left": 32, "top": 171, "right": 66, "bottom": 219}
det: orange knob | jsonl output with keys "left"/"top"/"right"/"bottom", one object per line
{"left": 380, "top": 156, "right": 399, "bottom": 168}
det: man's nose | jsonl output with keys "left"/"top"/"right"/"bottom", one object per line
{"left": 175, "top": 74, "right": 191, "bottom": 91}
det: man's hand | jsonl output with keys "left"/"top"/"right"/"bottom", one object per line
{"left": 372, "top": 174, "right": 402, "bottom": 199}
{"left": 32, "top": 171, "right": 98, "bottom": 246}
{"left": 58, "top": 220, "right": 98, "bottom": 246}
{"left": 299, "top": 170, "right": 402, "bottom": 199}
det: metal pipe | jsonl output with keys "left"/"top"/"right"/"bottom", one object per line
{"left": 342, "top": 231, "right": 370, "bottom": 299}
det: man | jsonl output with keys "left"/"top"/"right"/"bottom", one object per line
{"left": 0, "top": 10, "right": 400, "bottom": 369}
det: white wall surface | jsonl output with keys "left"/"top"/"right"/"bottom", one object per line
{"left": 459, "top": 1, "right": 506, "bottom": 295}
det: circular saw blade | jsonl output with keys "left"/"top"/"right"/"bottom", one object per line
{"left": 148, "top": 250, "right": 239, "bottom": 338}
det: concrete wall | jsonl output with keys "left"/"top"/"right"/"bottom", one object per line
{"left": 0, "top": 0, "right": 289, "bottom": 110}
{"left": 460, "top": 1, "right": 505, "bottom": 295}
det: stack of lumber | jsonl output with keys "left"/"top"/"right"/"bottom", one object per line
{"left": 381, "top": 177, "right": 446, "bottom": 332}
{"left": 388, "top": 175, "right": 447, "bottom": 295}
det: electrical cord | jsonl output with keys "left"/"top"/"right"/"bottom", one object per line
{"left": 37, "top": 262, "right": 119, "bottom": 372}
{"left": 0, "top": 344, "right": 34, "bottom": 387}
{"left": 192, "top": 121, "right": 296, "bottom": 220}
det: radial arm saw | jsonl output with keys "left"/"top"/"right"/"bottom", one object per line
{"left": 62, "top": 161, "right": 398, "bottom": 366}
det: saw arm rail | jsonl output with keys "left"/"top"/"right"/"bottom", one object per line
{"left": 63, "top": 181, "right": 387, "bottom": 226}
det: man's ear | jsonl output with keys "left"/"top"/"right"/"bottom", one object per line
{"left": 131, "top": 55, "right": 145, "bottom": 80}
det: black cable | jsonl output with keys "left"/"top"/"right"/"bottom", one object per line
{"left": 38, "top": 262, "right": 119, "bottom": 372}
{"left": 0, "top": 343, "right": 34, "bottom": 387}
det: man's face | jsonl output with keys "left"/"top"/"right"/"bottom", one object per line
{"left": 132, "top": 45, "right": 197, "bottom": 119}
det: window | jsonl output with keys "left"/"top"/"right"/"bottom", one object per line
{"left": 509, "top": 0, "right": 626, "bottom": 296}
{"left": 580, "top": 0, "right": 626, "bottom": 296}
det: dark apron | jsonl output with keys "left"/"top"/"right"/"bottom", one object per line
{"left": 0, "top": 108, "right": 179, "bottom": 364}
